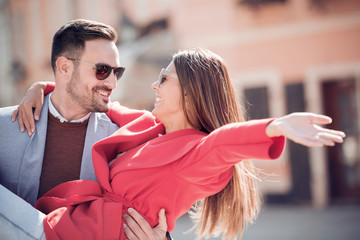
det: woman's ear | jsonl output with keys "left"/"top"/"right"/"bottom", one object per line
{"left": 183, "top": 91, "right": 191, "bottom": 109}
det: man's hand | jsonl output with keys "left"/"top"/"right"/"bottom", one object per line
{"left": 123, "top": 208, "right": 168, "bottom": 240}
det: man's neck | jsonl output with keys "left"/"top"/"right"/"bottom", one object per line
{"left": 50, "top": 91, "right": 90, "bottom": 122}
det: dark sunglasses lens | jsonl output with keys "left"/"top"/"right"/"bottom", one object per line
{"left": 114, "top": 68, "right": 125, "bottom": 80}
{"left": 95, "top": 65, "right": 111, "bottom": 80}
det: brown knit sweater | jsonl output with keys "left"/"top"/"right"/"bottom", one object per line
{"left": 37, "top": 112, "right": 89, "bottom": 199}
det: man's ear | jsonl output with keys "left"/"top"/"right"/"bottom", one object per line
{"left": 55, "top": 57, "right": 73, "bottom": 79}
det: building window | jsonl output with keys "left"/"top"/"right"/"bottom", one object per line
{"left": 238, "top": 0, "right": 287, "bottom": 8}
{"left": 244, "top": 86, "right": 270, "bottom": 120}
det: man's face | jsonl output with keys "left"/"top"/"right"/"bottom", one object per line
{"left": 66, "top": 39, "right": 120, "bottom": 112}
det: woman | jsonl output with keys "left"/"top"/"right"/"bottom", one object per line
{"left": 13, "top": 48, "right": 344, "bottom": 240}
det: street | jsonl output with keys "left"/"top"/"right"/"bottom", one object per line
{"left": 172, "top": 204, "right": 360, "bottom": 240}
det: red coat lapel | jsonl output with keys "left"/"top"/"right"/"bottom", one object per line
{"left": 92, "top": 115, "right": 165, "bottom": 192}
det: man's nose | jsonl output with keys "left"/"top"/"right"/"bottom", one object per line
{"left": 103, "top": 72, "right": 117, "bottom": 89}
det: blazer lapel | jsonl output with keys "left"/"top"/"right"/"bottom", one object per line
{"left": 80, "top": 112, "right": 119, "bottom": 182}
{"left": 18, "top": 96, "right": 50, "bottom": 205}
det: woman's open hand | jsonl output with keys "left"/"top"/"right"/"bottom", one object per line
{"left": 266, "top": 112, "right": 346, "bottom": 147}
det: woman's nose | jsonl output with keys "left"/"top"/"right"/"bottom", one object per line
{"left": 151, "top": 81, "right": 159, "bottom": 91}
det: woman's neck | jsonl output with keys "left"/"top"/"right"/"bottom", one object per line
{"left": 163, "top": 119, "right": 194, "bottom": 134}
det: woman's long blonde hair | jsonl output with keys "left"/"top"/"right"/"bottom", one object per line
{"left": 173, "top": 48, "right": 261, "bottom": 239}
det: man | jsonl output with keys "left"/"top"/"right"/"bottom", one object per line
{"left": 0, "top": 19, "right": 169, "bottom": 239}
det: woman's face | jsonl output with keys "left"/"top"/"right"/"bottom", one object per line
{"left": 151, "top": 62, "right": 189, "bottom": 132}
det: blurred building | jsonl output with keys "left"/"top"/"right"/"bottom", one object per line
{"left": 0, "top": 0, "right": 359, "bottom": 207}
{"left": 0, "top": 0, "right": 125, "bottom": 105}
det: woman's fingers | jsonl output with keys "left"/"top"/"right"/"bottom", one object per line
{"left": 317, "top": 132, "right": 344, "bottom": 145}
{"left": 11, "top": 83, "right": 45, "bottom": 136}
{"left": 318, "top": 127, "right": 346, "bottom": 138}
{"left": 308, "top": 113, "right": 332, "bottom": 125}
{"left": 295, "top": 137, "right": 324, "bottom": 147}
{"left": 17, "top": 107, "right": 25, "bottom": 133}
{"left": 21, "top": 104, "right": 34, "bottom": 136}
{"left": 11, "top": 108, "right": 19, "bottom": 122}
{"left": 302, "top": 131, "right": 345, "bottom": 147}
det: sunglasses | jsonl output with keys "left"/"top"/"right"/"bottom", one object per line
{"left": 158, "top": 68, "right": 178, "bottom": 84}
{"left": 68, "top": 58, "right": 125, "bottom": 80}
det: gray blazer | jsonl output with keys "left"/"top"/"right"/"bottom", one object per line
{"left": 0, "top": 95, "right": 119, "bottom": 205}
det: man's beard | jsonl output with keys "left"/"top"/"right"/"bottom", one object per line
{"left": 66, "top": 72, "right": 111, "bottom": 113}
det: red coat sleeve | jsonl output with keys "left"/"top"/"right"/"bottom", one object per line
{"left": 44, "top": 82, "right": 55, "bottom": 95}
{"left": 173, "top": 119, "right": 285, "bottom": 184}
{"left": 105, "top": 102, "right": 155, "bottom": 127}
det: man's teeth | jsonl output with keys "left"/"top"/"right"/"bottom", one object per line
{"left": 98, "top": 91, "right": 110, "bottom": 97}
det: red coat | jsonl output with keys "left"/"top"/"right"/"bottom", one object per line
{"left": 35, "top": 103, "right": 285, "bottom": 240}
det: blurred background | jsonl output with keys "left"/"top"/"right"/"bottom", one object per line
{"left": 0, "top": 0, "right": 359, "bottom": 239}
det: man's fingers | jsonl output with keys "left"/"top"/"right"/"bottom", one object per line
{"left": 123, "top": 211, "right": 147, "bottom": 239}
{"left": 123, "top": 223, "right": 139, "bottom": 240}
{"left": 156, "top": 208, "right": 167, "bottom": 231}
{"left": 123, "top": 208, "right": 168, "bottom": 240}
{"left": 127, "top": 208, "right": 152, "bottom": 233}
